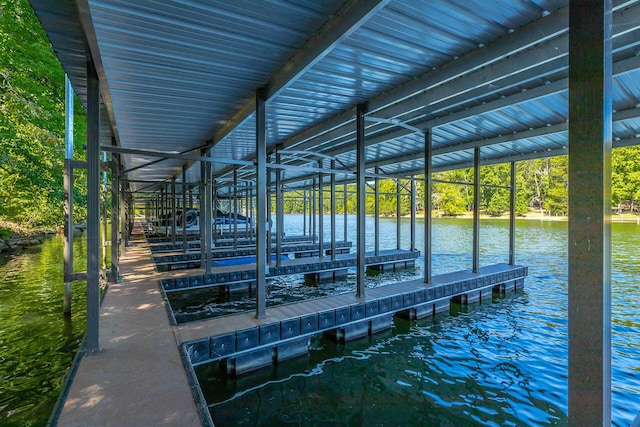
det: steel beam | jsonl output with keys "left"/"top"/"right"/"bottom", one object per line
{"left": 374, "top": 167, "right": 380, "bottom": 256}
{"left": 356, "top": 103, "right": 367, "bottom": 298}
{"left": 256, "top": 90, "right": 267, "bottom": 319}
{"left": 410, "top": 176, "right": 416, "bottom": 252}
{"left": 331, "top": 159, "right": 337, "bottom": 261}
{"left": 424, "top": 131, "right": 433, "bottom": 283}
{"left": 472, "top": 147, "right": 481, "bottom": 274}
{"left": 85, "top": 60, "right": 100, "bottom": 354}
{"left": 344, "top": 184, "right": 348, "bottom": 241}
{"left": 171, "top": 177, "right": 177, "bottom": 245}
{"left": 205, "top": 158, "right": 213, "bottom": 272}
{"left": 276, "top": 153, "right": 283, "bottom": 266}
{"left": 63, "top": 75, "right": 74, "bottom": 315}
{"left": 509, "top": 161, "right": 516, "bottom": 265}
{"left": 318, "top": 161, "right": 324, "bottom": 259}
{"left": 211, "top": 0, "right": 390, "bottom": 148}
{"left": 396, "top": 179, "right": 401, "bottom": 251}
{"left": 199, "top": 153, "right": 207, "bottom": 270}
{"left": 182, "top": 165, "right": 187, "bottom": 252}
{"left": 568, "top": 1, "right": 612, "bottom": 425}
{"left": 110, "top": 155, "right": 119, "bottom": 283}
{"left": 303, "top": 189, "right": 307, "bottom": 236}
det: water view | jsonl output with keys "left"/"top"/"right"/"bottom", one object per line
{"left": 0, "top": 236, "right": 88, "bottom": 426}
{"left": 194, "top": 216, "right": 640, "bottom": 426}
{"left": 1, "top": 217, "right": 639, "bottom": 425}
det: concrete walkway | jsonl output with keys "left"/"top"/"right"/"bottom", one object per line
{"left": 57, "top": 227, "right": 201, "bottom": 426}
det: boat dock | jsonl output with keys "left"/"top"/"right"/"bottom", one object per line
{"left": 31, "top": 0, "right": 628, "bottom": 423}
{"left": 152, "top": 240, "right": 353, "bottom": 270}
{"left": 54, "top": 224, "right": 525, "bottom": 425}
{"left": 178, "top": 263, "right": 526, "bottom": 374}
{"left": 55, "top": 228, "right": 204, "bottom": 426}
{"left": 158, "top": 248, "right": 420, "bottom": 292}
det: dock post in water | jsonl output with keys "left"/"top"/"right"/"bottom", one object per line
{"left": 85, "top": 60, "right": 101, "bottom": 354}
{"left": 356, "top": 103, "right": 366, "bottom": 298}
{"left": 424, "top": 129, "right": 433, "bottom": 284}
{"left": 509, "top": 161, "right": 516, "bottom": 266}
{"left": 255, "top": 89, "right": 267, "bottom": 319}
{"left": 110, "top": 153, "right": 119, "bottom": 283}
{"left": 472, "top": 146, "right": 480, "bottom": 274}
{"left": 63, "top": 74, "right": 74, "bottom": 315}
{"left": 568, "top": 1, "right": 612, "bottom": 424}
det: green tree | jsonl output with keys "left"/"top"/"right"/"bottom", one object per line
{"left": 0, "top": 0, "right": 86, "bottom": 227}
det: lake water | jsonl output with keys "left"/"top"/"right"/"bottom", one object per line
{"left": 1, "top": 217, "right": 639, "bottom": 425}
{"left": 192, "top": 215, "right": 640, "bottom": 426}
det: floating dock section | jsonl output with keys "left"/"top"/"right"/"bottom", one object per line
{"left": 159, "top": 248, "right": 420, "bottom": 292}
{"left": 178, "top": 263, "right": 526, "bottom": 375}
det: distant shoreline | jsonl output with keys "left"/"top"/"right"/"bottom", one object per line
{"left": 402, "top": 210, "right": 640, "bottom": 223}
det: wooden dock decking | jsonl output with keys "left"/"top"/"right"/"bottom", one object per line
{"left": 56, "top": 229, "right": 203, "bottom": 426}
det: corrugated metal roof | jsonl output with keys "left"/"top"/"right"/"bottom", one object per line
{"left": 30, "top": 0, "right": 640, "bottom": 193}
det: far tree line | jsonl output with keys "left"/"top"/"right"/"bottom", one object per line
{"left": 279, "top": 149, "right": 640, "bottom": 218}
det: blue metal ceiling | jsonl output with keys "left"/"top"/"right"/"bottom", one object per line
{"left": 30, "top": 0, "right": 640, "bottom": 192}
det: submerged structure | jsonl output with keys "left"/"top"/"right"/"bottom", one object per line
{"left": 28, "top": 0, "right": 640, "bottom": 425}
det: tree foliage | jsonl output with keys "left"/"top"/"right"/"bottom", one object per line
{"left": 4, "top": 1, "right": 640, "bottom": 229}
{"left": 0, "top": 0, "right": 86, "bottom": 227}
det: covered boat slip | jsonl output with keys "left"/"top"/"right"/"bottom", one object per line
{"left": 178, "top": 263, "right": 527, "bottom": 372}
{"left": 158, "top": 248, "right": 420, "bottom": 292}
{"left": 29, "top": 0, "right": 640, "bottom": 425}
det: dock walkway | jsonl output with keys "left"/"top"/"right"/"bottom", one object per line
{"left": 56, "top": 228, "right": 202, "bottom": 426}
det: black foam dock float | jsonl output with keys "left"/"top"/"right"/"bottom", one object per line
{"left": 159, "top": 249, "right": 420, "bottom": 292}
{"left": 152, "top": 241, "right": 352, "bottom": 269}
{"left": 181, "top": 263, "right": 528, "bottom": 375}
{"left": 148, "top": 235, "right": 316, "bottom": 253}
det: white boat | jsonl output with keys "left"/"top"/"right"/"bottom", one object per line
{"left": 152, "top": 209, "right": 253, "bottom": 236}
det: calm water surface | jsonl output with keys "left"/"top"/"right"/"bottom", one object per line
{"left": 1, "top": 219, "right": 639, "bottom": 426}
{"left": 0, "top": 236, "right": 88, "bottom": 426}
{"left": 193, "top": 216, "right": 640, "bottom": 426}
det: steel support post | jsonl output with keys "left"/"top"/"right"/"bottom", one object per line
{"left": 199, "top": 153, "right": 207, "bottom": 270}
{"left": 158, "top": 187, "right": 162, "bottom": 225}
{"left": 212, "top": 180, "right": 218, "bottom": 243}
{"left": 472, "top": 146, "right": 481, "bottom": 274}
{"left": 410, "top": 176, "right": 416, "bottom": 252}
{"left": 182, "top": 166, "right": 187, "bottom": 252}
{"left": 396, "top": 180, "right": 401, "bottom": 251}
{"left": 303, "top": 189, "right": 307, "bottom": 236}
{"left": 331, "top": 160, "right": 336, "bottom": 261}
{"left": 344, "top": 184, "right": 348, "bottom": 241}
{"left": 374, "top": 167, "right": 380, "bottom": 256}
{"left": 110, "top": 155, "right": 119, "bottom": 283}
{"left": 356, "top": 103, "right": 367, "bottom": 298}
{"left": 311, "top": 185, "right": 316, "bottom": 243}
{"left": 85, "top": 61, "right": 100, "bottom": 354}
{"left": 424, "top": 130, "right": 433, "bottom": 283}
{"left": 267, "top": 157, "right": 272, "bottom": 263}
{"left": 171, "top": 177, "right": 177, "bottom": 245}
{"left": 119, "top": 179, "right": 126, "bottom": 256}
{"left": 318, "top": 161, "right": 324, "bottom": 259}
{"left": 509, "top": 161, "right": 517, "bottom": 265}
{"left": 255, "top": 91, "right": 268, "bottom": 319}
{"left": 276, "top": 153, "right": 283, "bottom": 266}
{"left": 101, "top": 152, "right": 108, "bottom": 270}
{"left": 63, "top": 76, "right": 74, "bottom": 315}
{"left": 205, "top": 158, "right": 213, "bottom": 272}
{"left": 63, "top": 161, "right": 73, "bottom": 313}
{"left": 568, "top": 1, "right": 612, "bottom": 425}
{"left": 234, "top": 170, "right": 239, "bottom": 250}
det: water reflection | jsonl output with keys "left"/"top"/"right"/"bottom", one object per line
{"left": 194, "top": 217, "right": 640, "bottom": 426}
{"left": 0, "top": 236, "right": 87, "bottom": 426}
